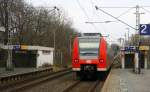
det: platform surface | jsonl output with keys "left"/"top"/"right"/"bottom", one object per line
{"left": 102, "top": 69, "right": 150, "bottom": 92}
{"left": 0, "top": 68, "right": 48, "bottom": 78}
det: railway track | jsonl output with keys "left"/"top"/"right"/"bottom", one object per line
{"left": 62, "top": 80, "right": 104, "bottom": 92}
{"left": 0, "top": 68, "right": 110, "bottom": 92}
{"left": 1, "top": 68, "right": 72, "bottom": 92}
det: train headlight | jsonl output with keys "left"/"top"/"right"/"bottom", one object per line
{"left": 74, "top": 59, "right": 79, "bottom": 63}
{"left": 99, "top": 59, "right": 104, "bottom": 63}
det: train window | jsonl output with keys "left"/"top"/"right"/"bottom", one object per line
{"left": 80, "top": 48, "right": 98, "bottom": 56}
{"left": 79, "top": 38, "right": 100, "bottom": 59}
{"left": 79, "top": 42, "right": 99, "bottom": 48}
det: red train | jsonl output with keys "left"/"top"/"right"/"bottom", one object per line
{"left": 72, "top": 33, "right": 114, "bottom": 79}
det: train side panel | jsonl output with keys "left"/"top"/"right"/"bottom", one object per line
{"left": 106, "top": 46, "right": 114, "bottom": 70}
{"left": 72, "top": 37, "right": 80, "bottom": 71}
{"left": 98, "top": 37, "right": 107, "bottom": 71}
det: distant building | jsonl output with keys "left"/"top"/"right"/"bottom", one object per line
{"left": 0, "top": 45, "right": 54, "bottom": 68}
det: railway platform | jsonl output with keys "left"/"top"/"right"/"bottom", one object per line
{"left": 0, "top": 67, "right": 53, "bottom": 88}
{"left": 101, "top": 69, "right": 150, "bottom": 92}
{"left": 0, "top": 67, "right": 53, "bottom": 78}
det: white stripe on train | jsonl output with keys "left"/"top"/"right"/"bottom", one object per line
{"left": 72, "top": 68, "right": 107, "bottom": 71}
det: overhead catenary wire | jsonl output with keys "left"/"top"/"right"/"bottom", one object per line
{"left": 90, "top": 0, "right": 133, "bottom": 19}
{"left": 95, "top": 6, "right": 136, "bottom": 30}
{"left": 141, "top": 7, "right": 150, "bottom": 15}
{"left": 89, "top": 0, "right": 109, "bottom": 32}
{"left": 89, "top": 0, "right": 136, "bottom": 30}
{"left": 141, "top": 6, "right": 150, "bottom": 7}
{"left": 76, "top": 0, "right": 89, "bottom": 19}
{"left": 97, "top": 6, "right": 135, "bottom": 8}
{"left": 95, "top": 6, "right": 150, "bottom": 8}
{"left": 92, "top": 2, "right": 136, "bottom": 21}
{"left": 90, "top": 0, "right": 96, "bottom": 14}
{"left": 88, "top": 0, "right": 114, "bottom": 34}
{"left": 76, "top": 0, "right": 100, "bottom": 31}
{"left": 94, "top": 0, "right": 133, "bottom": 23}
{"left": 116, "top": 7, "right": 135, "bottom": 18}
{"left": 139, "top": 0, "right": 143, "bottom": 6}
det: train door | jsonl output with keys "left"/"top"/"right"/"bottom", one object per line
{"left": 125, "top": 53, "right": 134, "bottom": 68}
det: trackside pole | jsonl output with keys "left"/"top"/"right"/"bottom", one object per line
{"left": 138, "top": 50, "right": 141, "bottom": 74}
{"left": 144, "top": 52, "right": 148, "bottom": 69}
{"left": 134, "top": 52, "right": 139, "bottom": 73}
{"left": 121, "top": 51, "right": 125, "bottom": 69}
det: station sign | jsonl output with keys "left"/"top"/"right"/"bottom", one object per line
{"left": 139, "top": 24, "right": 150, "bottom": 35}
{"left": 21, "top": 45, "right": 28, "bottom": 50}
{"left": 15, "top": 50, "right": 27, "bottom": 54}
{"left": 13, "top": 45, "right": 20, "bottom": 50}
{"left": 124, "top": 46, "right": 137, "bottom": 52}
{"left": 139, "top": 46, "right": 149, "bottom": 50}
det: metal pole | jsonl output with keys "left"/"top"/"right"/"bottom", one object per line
{"left": 127, "top": 29, "right": 130, "bottom": 45}
{"left": 122, "top": 38, "right": 125, "bottom": 47}
{"left": 70, "top": 36, "right": 72, "bottom": 56}
{"left": 53, "top": 7, "right": 59, "bottom": 65}
{"left": 53, "top": 8, "right": 57, "bottom": 65}
{"left": 124, "top": 33, "right": 126, "bottom": 46}
{"left": 5, "top": 0, "right": 13, "bottom": 71}
{"left": 125, "top": 28, "right": 130, "bottom": 45}
{"left": 138, "top": 6, "right": 141, "bottom": 74}
{"left": 135, "top": 5, "right": 141, "bottom": 74}
{"left": 6, "top": 28, "right": 13, "bottom": 71}
{"left": 60, "top": 51, "right": 63, "bottom": 67}
{"left": 53, "top": 31, "right": 55, "bottom": 63}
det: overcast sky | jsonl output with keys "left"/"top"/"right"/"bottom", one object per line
{"left": 26, "top": 0, "right": 150, "bottom": 44}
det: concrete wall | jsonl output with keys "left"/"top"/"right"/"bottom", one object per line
{"left": 0, "top": 49, "right": 7, "bottom": 67}
{"left": 12, "top": 50, "right": 37, "bottom": 68}
{"left": 36, "top": 50, "right": 53, "bottom": 68}
{"left": 0, "top": 32, "right": 4, "bottom": 44}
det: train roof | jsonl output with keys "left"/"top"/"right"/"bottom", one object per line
{"left": 78, "top": 33, "right": 102, "bottom": 37}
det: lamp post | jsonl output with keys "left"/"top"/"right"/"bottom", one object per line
{"left": 60, "top": 51, "right": 63, "bottom": 67}
{"left": 134, "top": 5, "right": 144, "bottom": 74}
{"left": 4, "top": 0, "right": 14, "bottom": 71}
{"left": 69, "top": 36, "right": 72, "bottom": 56}
{"left": 52, "top": 6, "right": 59, "bottom": 65}
{"left": 118, "top": 38, "right": 125, "bottom": 47}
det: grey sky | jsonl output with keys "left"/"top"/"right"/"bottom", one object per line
{"left": 26, "top": 0, "right": 150, "bottom": 44}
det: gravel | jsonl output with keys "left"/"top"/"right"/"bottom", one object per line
{"left": 21, "top": 72, "right": 76, "bottom": 92}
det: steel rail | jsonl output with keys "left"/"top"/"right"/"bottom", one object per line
{"left": 88, "top": 80, "right": 101, "bottom": 92}
{"left": 1, "top": 68, "right": 72, "bottom": 92}
{"left": 62, "top": 80, "right": 103, "bottom": 92}
{"left": 62, "top": 81, "right": 81, "bottom": 92}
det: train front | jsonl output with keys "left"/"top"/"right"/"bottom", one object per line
{"left": 72, "top": 33, "right": 107, "bottom": 79}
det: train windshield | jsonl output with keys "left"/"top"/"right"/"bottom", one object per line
{"left": 79, "top": 37, "right": 100, "bottom": 59}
